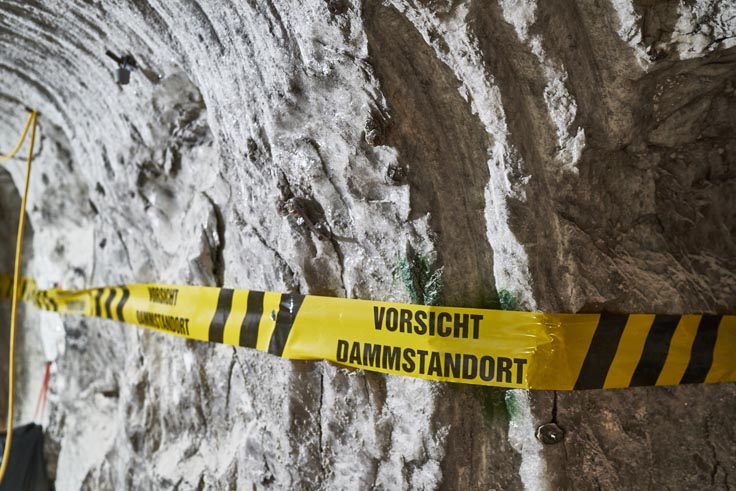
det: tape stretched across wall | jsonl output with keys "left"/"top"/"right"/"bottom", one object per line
{"left": 1, "top": 274, "right": 734, "bottom": 390}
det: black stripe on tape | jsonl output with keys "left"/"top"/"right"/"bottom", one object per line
{"left": 680, "top": 314, "right": 722, "bottom": 384}
{"left": 630, "top": 314, "right": 681, "bottom": 387}
{"left": 574, "top": 313, "right": 629, "bottom": 390}
{"left": 94, "top": 288, "right": 104, "bottom": 317}
{"left": 105, "top": 288, "right": 116, "bottom": 319}
{"left": 209, "top": 288, "right": 234, "bottom": 343}
{"left": 240, "top": 291, "right": 264, "bottom": 349}
{"left": 268, "top": 293, "right": 305, "bottom": 356}
{"left": 116, "top": 287, "right": 130, "bottom": 321}
{"left": 48, "top": 296, "right": 58, "bottom": 312}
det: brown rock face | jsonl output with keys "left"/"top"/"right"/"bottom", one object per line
{"left": 0, "top": 0, "right": 734, "bottom": 489}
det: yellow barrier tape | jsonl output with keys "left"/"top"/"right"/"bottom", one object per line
{"left": 1, "top": 274, "right": 734, "bottom": 390}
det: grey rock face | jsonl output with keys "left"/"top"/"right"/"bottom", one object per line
{"left": 0, "top": 0, "right": 734, "bottom": 489}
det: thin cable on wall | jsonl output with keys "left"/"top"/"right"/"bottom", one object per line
{"left": 0, "top": 110, "right": 38, "bottom": 486}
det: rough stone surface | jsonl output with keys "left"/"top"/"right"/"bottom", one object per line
{"left": 0, "top": 0, "right": 735, "bottom": 489}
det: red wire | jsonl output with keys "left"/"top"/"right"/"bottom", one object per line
{"left": 33, "top": 361, "right": 51, "bottom": 422}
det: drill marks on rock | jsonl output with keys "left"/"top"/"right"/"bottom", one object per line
{"left": 538, "top": 0, "right": 651, "bottom": 148}
{"left": 67, "top": 5, "right": 106, "bottom": 42}
{"left": 362, "top": 4, "right": 532, "bottom": 490}
{"left": 189, "top": 2, "right": 226, "bottom": 53}
{"left": 364, "top": 2, "right": 497, "bottom": 309}
{"left": 0, "top": 63, "right": 70, "bottom": 128}
{"left": 507, "top": 0, "right": 657, "bottom": 313}
{"left": 378, "top": 1, "right": 536, "bottom": 311}
{"left": 126, "top": 1, "right": 187, "bottom": 59}
{"left": 149, "top": 1, "right": 224, "bottom": 54}
{"left": 468, "top": 0, "right": 573, "bottom": 315}
{"left": 499, "top": 0, "right": 587, "bottom": 173}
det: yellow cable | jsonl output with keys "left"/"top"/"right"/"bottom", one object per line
{"left": 0, "top": 112, "right": 34, "bottom": 161}
{"left": 0, "top": 110, "right": 37, "bottom": 484}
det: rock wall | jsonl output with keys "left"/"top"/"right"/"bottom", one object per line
{"left": 0, "top": 0, "right": 734, "bottom": 489}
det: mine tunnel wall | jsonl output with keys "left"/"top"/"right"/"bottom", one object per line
{"left": 0, "top": 0, "right": 735, "bottom": 489}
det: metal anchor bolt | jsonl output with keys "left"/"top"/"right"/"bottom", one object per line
{"left": 536, "top": 422, "right": 565, "bottom": 445}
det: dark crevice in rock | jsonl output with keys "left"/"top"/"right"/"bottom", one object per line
{"left": 115, "top": 230, "right": 134, "bottom": 272}
{"left": 225, "top": 349, "right": 237, "bottom": 411}
{"left": 204, "top": 193, "right": 226, "bottom": 287}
